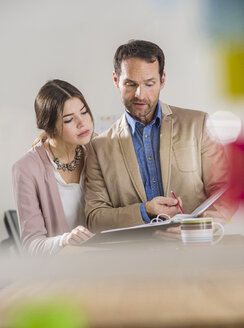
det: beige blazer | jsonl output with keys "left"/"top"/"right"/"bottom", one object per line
{"left": 85, "top": 103, "right": 230, "bottom": 232}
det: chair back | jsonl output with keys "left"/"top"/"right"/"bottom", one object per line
{"left": 3, "top": 210, "right": 22, "bottom": 254}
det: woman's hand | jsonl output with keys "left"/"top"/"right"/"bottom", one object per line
{"left": 63, "top": 226, "right": 94, "bottom": 246}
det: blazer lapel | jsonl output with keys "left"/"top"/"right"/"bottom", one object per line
{"left": 118, "top": 115, "right": 147, "bottom": 202}
{"left": 160, "top": 103, "right": 173, "bottom": 196}
{"left": 36, "top": 143, "right": 69, "bottom": 232}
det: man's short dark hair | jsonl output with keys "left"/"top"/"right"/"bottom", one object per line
{"left": 113, "top": 39, "right": 165, "bottom": 80}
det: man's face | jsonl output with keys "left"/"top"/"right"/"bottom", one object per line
{"left": 113, "top": 57, "right": 165, "bottom": 124}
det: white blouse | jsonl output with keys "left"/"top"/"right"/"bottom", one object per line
{"left": 46, "top": 150, "right": 86, "bottom": 254}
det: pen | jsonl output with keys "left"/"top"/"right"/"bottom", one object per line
{"left": 171, "top": 191, "right": 184, "bottom": 214}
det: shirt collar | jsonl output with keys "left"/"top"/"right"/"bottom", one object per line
{"left": 125, "top": 100, "right": 162, "bottom": 135}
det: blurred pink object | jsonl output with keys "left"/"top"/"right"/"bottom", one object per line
{"left": 227, "top": 139, "right": 244, "bottom": 203}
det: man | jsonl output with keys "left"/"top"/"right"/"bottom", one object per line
{"left": 85, "top": 40, "right": 229, "bottom": 232}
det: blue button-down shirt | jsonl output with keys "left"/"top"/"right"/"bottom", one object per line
{"left": 125, "top": 101, "right": 164, "bottom": 223}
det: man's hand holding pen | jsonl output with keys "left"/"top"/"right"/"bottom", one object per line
{"left": 145, "top": 195, "right": 183, "bottom": 219}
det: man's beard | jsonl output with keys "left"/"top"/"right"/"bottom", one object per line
{"left": 125, "top": 99, "right": 155, "bottom": 123}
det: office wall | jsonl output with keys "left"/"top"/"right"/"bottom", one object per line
{"left": 0, "top": 0, "right": 243, "bottom": 240}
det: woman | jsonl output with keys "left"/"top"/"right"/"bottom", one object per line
{"left": 12, "top": 79, "right": 94, "bottom": 255}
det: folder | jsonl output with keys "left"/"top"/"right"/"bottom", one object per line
{"left": 83, "top": 187, "right": 227, "bottom": 245}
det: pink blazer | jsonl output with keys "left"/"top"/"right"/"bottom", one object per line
{"left": 12, "top": 142, "right": 70, "bottom": 254}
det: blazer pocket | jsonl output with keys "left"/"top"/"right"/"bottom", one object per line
{"left": 173, "top": 141, "right": 198, "bottom": 172}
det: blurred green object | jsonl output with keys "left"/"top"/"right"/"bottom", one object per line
{"left": 226, "top": 46, "right": 244, "bottom": 95}
{"left": 9, "top": 299, "right": 89, "bottom": 328}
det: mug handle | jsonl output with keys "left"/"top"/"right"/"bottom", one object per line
{"left": 212, "top": 222, "right": 225, "bottom": 245}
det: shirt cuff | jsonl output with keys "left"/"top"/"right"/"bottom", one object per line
{"left": 59, "top": 233, "right": 69, "bottom": 247}
{"left": 140, "top": 202, "right": 151, "bottom": 223}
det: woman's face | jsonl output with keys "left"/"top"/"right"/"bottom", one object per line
{"left": 55, "top": 97, "right": 93, "bottom": 146}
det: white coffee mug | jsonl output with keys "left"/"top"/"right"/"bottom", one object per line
{"left": 181, "top": 217, "right": 224, "bottom": 245}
